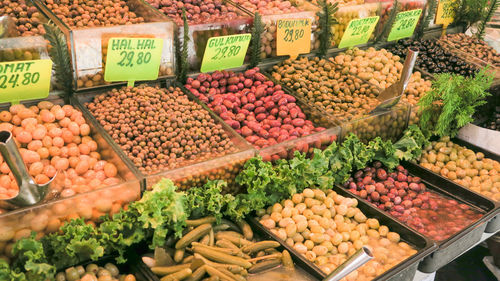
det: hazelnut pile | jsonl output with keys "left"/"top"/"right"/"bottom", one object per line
{"left": 86, "top": 85, "right": 238, "bottom": 174}
{"left": 44, "top": 0, "right": 145, "bottom": 28}
{"left": 0, "top": 0, "right": 45, "bottom": 36}
{"left": 145, "top": 0, "right": 243, "bottom": 25}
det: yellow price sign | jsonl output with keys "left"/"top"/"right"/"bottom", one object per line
{"left": 276, "top": 18, "right": 312, "bottom": 59}
{"left": 436, "top": 0, "right": 457, "bottom": 25}
{"left": 0, "top": 59, "right": 52, "bottom": 103}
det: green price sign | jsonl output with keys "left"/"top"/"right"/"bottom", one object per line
{"left": 104, "top": 37, "right": 164, "bottom": 86}
{"left": 200, "top": 34, "right": 251, "bottom": 73}
{"left": 387, "top": 9, "right": 422, "bottom": 42}
{"left": 338, "top": 16, "right": 380, "bottom": 49}
{"left": 0, "top": 59, "right": 52, "bottom": 103}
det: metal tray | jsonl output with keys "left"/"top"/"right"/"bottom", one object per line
{"left": 340, "top": 161, "right": 496, "bottom": 273}
{"left": 248, "top": 186, "right": 437, "bottom": 281}
{"left": 405, "top": 137, "right": 500, "bottom": 234}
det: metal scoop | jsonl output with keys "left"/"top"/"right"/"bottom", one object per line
{"left": 323, "top": 246, "right": 373, "bottom": 281}
{"left": 369, "top": 48, "right": 419, "bottom": 114}
{"left": 0, "top": 130, "right": 58, "bottom": 207}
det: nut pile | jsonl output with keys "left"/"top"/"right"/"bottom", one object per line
{"left": 258, "top": 188, "right": 417, "bottom": 279}
{"left": 145, "top": 0, "right": 244, "bottom": 25}
{"left": 271, "top": 56, "right": 381, "bottom": 122}
{"left": 419, "top": 136, "right": 500, "bottom": 201}
{"left": 86, "top": 85, "right": 237, "bottom": 174}
{"left": 44, "top": 0, "right": 145, "bottom": 28}
{"left": 345, "top": 162, "right": 483, "bottom": 241}
{"left": 388, "top": 38, "right": 478, "bottom": 77}
{"left": 0, "top": 0, "right": 45, "bottom": 36}
{"left": 233, "top": 0, "right": 302, "bottom": 15}
{"left": 0, "top": 102, "right": 120, "bottom": 201}
{"left": 438, "top": 33, "right": 500, "bottom": 67}
{"left": 186, "top": 68, "right": 326, "bottom": 149}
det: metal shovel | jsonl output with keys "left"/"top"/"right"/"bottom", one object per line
{"left": 0, "top": 130, "right": 59, "bottom": 207}
{"left": 369, "top": 48, "right": 419, "bottom": 114}
{"left": 323, "top": 246, "right": 373, "bottom": 281}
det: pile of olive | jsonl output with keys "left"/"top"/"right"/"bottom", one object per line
{"left": 387, "top": 39, "right": 478, "bottom": 77}
{"left": 56, "top": 263, "right": 136, "bottom": 281}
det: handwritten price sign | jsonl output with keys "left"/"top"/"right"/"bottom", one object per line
{"left": 201, "top": 34, "right": 251, "bottom": 73}
{"left": 0, "top": 59, "right": 52, "bottom": 103}
{"left": 436, "top": 0, "right": 457, "bottom": 25}
{"left": 104, "top": 37, "right": 163, "bottom": 86}
{"left": 276, "top": 18, "right": 311, "bottom": 59}
{"left": 387, "top": 9, "right": 422, "bottom": 41}
{"left": 338, "top": 16, "right": 379, "bottom": 49}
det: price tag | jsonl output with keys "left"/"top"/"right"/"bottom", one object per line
{"left": 104, "top": 37, "right": 164, "bottom": 86}
{"left": 276, "top": 18, "right": 311, "bottom": 59}
{"left": 0, "top": 59, "right": 52, "bottom": 104}
{"left": 338, "top": 16, "right": 380, "bottom": 49}
{"left": 387, "top": 9, "right": 422, "bottom": 42}
{"left": 436, "top": 0, "right": 457, "bottom": 25}
{"left": 200, "top": 34, "right": 251, "bottom": 73}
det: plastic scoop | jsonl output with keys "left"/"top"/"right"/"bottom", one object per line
{"left": 323, "top": 246, "right": 373, "bottom": 281}
{"left": 369, "top": 48, "right": 419, "bottom": 114}
{"left": 0, "top": 130, "right": 58, "bottom": 207}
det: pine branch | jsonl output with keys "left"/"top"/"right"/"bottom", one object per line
{"left": 477, "top": 0, "right": 498, "bottom": 39}
{"left": 250, "top": 12, "right": 263, "bottom": 67}
{"left": 43, "top": 21, "right": 73, "bottom": 99}
{"left": 416, "top": 0, "right": 437, "bottom": 39}
{"left": 179, "top": 8, "right": 189, "bottom": 84}
{"left": 317, "top": 0, "right": 338, "bottom": 57}
{"left": 375, "top": 0, "right": 399, "bottom": 43}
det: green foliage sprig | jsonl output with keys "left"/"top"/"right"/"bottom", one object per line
{"left": 416, "top": 0, "right": 437, "bottom": 39}
{"left": 477, "top": 0, "right": 499, "bottom": 39}
{"left": 43, "top": 21, "right": 73, "bottom": 99}
{"left": 178, "top": 8, "right": 190, "bottom": 83}
{"left": 418, "top": 66, "right": 493, "bottom": 137}
{"left": 454, "top": 0, "right": 492, "bottom": 31}
{"left": 250, "top": 12, "right": 263, "bottom": 67}
{"left": 317, "top": 0, "right": 338, "bottom": 56}
{"left": 375, "top": 0, "right": 399, "bottom": 43}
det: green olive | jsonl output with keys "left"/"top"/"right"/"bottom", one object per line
{"left": 56, "top": 272, "right": 66, "bottom": 281}
{"left": 104, "top": 263, "right": 119, "bottom": 277}
{"left": 76, "top": 265, "right": 85, "bottom": 276}
{"left": 86, "top": 264, "right": 99, "bottom": 274}
{"left": 65, "top": 267, "right": 80, "bottom": 281}
{"left": 97, "top": 269, "right": 111, "bottom": 277}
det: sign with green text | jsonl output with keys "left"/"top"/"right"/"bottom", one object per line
{"left": 387, "top": 9, "right": 422, "bottom": 42}
{"left": 0, "top": 59, "right": 52, "bottom": 103}
{"left": 436, "top": 0, "right": 457, "bottom": 25}
{"left": 276, "top": 18, "right": 311, "bottom": 59}
{"left": 338, "top": 16, "right": 380, "bottom": 49}
{"left": 200, "top": 34, "right": 251, "bottom": 73}
{"left": 104, "top": 37, "right": 164, "bottom": 85}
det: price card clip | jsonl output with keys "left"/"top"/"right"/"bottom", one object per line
{"left": 104, "top": 37, "right": 164, "bottom": 86}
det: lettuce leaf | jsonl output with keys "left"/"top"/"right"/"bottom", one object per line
{"left": 367, "top": 137, "right": 399, "bottom": 170}
{"left": 132, "top": 178, "right": 188, "bottom": 248}
{"left": 394, "top": 125, "right": 429, "bottom": 161}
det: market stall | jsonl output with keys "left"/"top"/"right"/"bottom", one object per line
{"left": 0, "top": 0, "right": 499, "bottom": 280}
